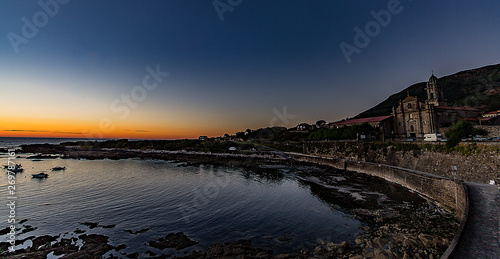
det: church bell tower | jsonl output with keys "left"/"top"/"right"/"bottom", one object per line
{"left": 426, "top": 73, "right": 447, "bottom": 106}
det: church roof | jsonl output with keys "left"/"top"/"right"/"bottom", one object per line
{"left": 333, "top": 115, "right": 392, "bottom": 126}
{"left": 435, "top": 106, "right": 478, "bottom": 111}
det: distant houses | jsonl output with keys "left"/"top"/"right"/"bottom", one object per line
{"left": 296, "top": 123, "right": 312, "bottom": 131}
{"left": 328, "top": 115, "right": 394, "bottom": 140}
{"left": 483, "top": 110, "right": 500, "bottom": 118}
{"left": 480, "top": 110, "right": 500, "bottom": 125}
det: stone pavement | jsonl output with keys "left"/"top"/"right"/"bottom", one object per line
{"left": 451, "top": 182, "right": 500, "bottom": 258}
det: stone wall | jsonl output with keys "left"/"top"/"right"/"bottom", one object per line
{"left": 303, "top": 141, "right": 500, "bottom": 184}
{"left": 476, "top": 125, "right": 500, "bottom": 137}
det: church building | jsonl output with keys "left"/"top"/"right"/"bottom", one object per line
{"left": 392, "top": 74, "right": 481, "bottom": 139}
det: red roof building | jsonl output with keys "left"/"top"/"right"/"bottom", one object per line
{"left": 483, "top": 110, "right": 500, "bottom": 118}
{"left": 331, "top": 115, "right": 393, "bottom": 126}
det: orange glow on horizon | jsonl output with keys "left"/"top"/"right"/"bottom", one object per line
{"left": 0, "top": 116, "right": 237, "bottom": 140}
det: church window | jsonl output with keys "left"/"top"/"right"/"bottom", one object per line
{"left": 408, "top": 103, "right": 412, "bottom": 109}
{"left": 410, "top": 125, "right": 414, "bottom": 132}
{"left": 409, "top": 113, "right": 413, "bottom": 119}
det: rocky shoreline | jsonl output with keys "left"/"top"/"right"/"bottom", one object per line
{"left": 1, "top": 144, "right": 459, "bottom": 258}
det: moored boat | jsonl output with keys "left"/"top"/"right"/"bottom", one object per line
{"left": 4, "top": 164, "right": 24, "bottom": 173}
{"left": 32, "top": 173, "right": 49, "bottom": 179}
{"left": 51, "top": 166, "right": 66, "bottom": 171}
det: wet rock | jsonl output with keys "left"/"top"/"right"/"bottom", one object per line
{"left": 116, "top": 244, "right": 127, "bottom": 251}
{"left": 0, "top": 227, "right": 11, "bottom": 235}
{"left": 149, "top": 232, "right": 198, "bottom": 250}
{"left": 74, "top": 228, "right": 85, "bottom": 234}
{"left": 373, "top": 237, "right": 390, "bottom": 249}
{"left": 392, "top": 233, "right": 405, "bottom": 243}
{"left": 80, "top": 221, "right": 99, "bottom": 229}
{"left": 362, "top": 247, "right": 374, "bottom": 257}
{"left": 203, "top": 239, "right": 273, "bottom": 258}
{"left": 417, "top": 233, "right": 435, "bottom": 248}
{"left": 274, "top": 254, "right": 306, "bottom": 259}
{"left": 20, "top": 225, "right": 37, "bottom": 234}
{"left": 73, "top": 234, "right": 114, "bottom": 257}
{"left": 101, "top": 224, "right": 116, "bottom": 229}
{"left": 125, "top": 228, "right": 150, "bottom": 234}
{"left": 402, "top": 236, "right": 420, "bottom": 248}
{"left": 32, "top": 235, "right": 58, "bottom": 249}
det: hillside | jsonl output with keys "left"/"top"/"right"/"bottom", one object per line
{"left": 355, "top": 63, "right": 500, "bottom": 118}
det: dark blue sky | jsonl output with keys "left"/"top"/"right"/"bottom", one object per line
{"left": 1, "top": 0, "right": 500, "bottom": 138}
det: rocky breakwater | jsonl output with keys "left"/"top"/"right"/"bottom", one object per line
{"left": 296, "top": 165, "right": 459, "bottom": 259}
{"left": 19, "top": 143, "right": 288, "bottom": 168}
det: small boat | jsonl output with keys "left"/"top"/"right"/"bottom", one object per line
{"left": 51, "top": 166, "right": 66, "bottom": 171}
{"left": 32, "top": 173, "right": 49, "bottom": 179}
{"left": 4, "top": 164, "right": 21, "bottom": 168}
{"left": 5, "top": 164, "right": 24, "bottom": 173}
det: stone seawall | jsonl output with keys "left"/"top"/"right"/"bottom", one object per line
{"left": 285, "top": 152, "right": 467, "bottom": 221}
{"left": 285, "top": 152, "right": 469, "bottom": 258}
{"left": 303, "top": 141, "right": 500, "bottom": 183}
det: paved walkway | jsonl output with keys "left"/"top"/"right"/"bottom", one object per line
{"left": 452, "top": 182, "right": 500, "bottom": 258}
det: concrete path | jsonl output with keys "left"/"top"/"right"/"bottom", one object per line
{"left": 452, "top": 182, "right": 500, "bottom": 258}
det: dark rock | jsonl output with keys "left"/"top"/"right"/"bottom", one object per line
{"left": 116, "top": 244, "right": 127, "bottom": 251}
{"left": 149, "top": 232, "right": 198, "bottom": 250}
{"left": 74, "top": 234, "right": 113, "bottom": 257}
{"left": 32, "top": 235, "right": 58, "bottom": 249}
{"left": 74, "top": 228, "right": 85, "bottom": 234}
{"left": 203, "top": 239, "right": 273, "bottom": 258}
{"left": 20, "top": 225, "right": 37, "bottom": 234}
{"left": 125, "top": 228, "right": 150, "bottom": 234}
{"left": 0, "top": 227, "right": 11, "bottom": 235}
{"left": 126, "top": 252, "right": 139, "bottom": 258}
{"left": 101, "top": 224, "right": 116, "bottom": 229}
{"left": 80, "top": 221, "right": 99, "bottom": 229}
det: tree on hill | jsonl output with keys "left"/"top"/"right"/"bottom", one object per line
{"left": 316, "top": 120, "right": 326, "bottom": 127}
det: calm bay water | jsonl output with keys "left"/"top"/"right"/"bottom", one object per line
{"left": 0, "top": 154, "right": 363, "bottom": 256}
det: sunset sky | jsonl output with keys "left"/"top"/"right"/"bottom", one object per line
{"left": 1, "top": 0, "right": 500, "bottom": 139}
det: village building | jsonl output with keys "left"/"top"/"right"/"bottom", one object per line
{"left": 329, "top": 115, "right": 394, "bottom": 140}
{"left": 392, "top": 74, "right": 482, "bottom": 139}
{"left": 296, "top": 123, "right": 313, "bottom": 131}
